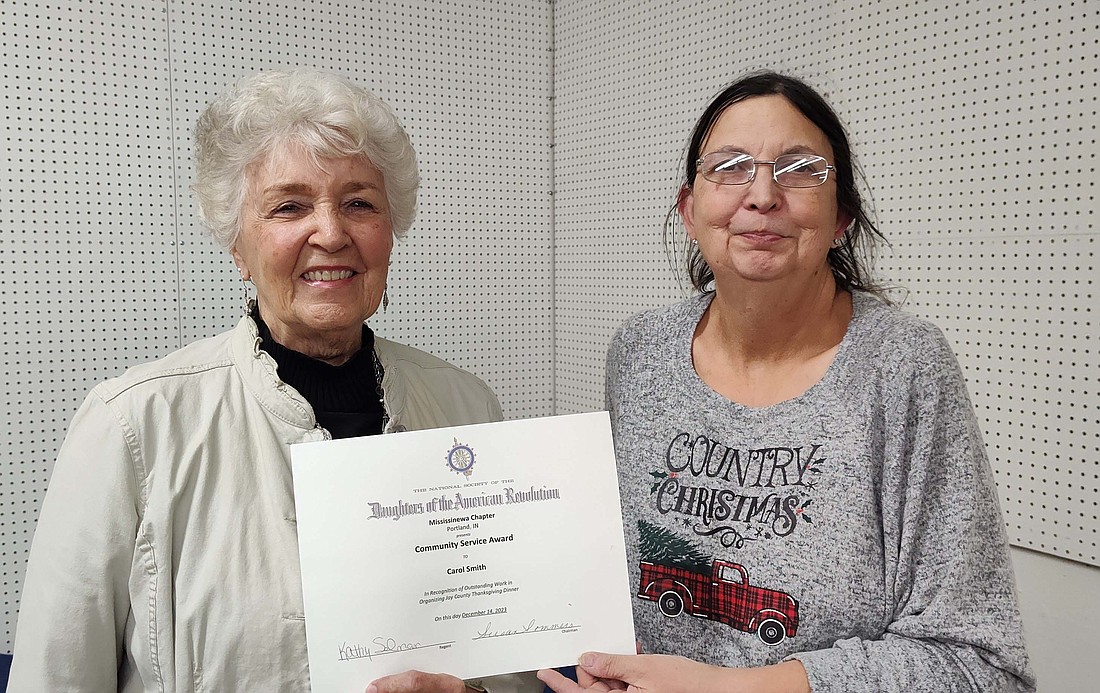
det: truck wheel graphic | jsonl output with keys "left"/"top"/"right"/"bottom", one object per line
{"left": 657, "top": 590, "right": 685, "bottom": 617}
{"left": 757, "top": 618, "right": 786, "bottom": 645}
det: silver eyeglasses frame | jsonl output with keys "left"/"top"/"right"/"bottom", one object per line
{"left": 696, "top": 151, "right": 835, "bottom": 188}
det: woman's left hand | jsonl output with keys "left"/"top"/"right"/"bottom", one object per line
{"left": 366, "top": 670, "right": 471, "bottom": 693}
{"left": 537, "top": 652, "right": 811, "bottom": 693}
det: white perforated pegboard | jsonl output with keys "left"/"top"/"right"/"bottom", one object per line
{"left": 553, "top": 0, "right": 1098, "bottom": 567}
{"left": 1, "top": 0, "right": 181, "bottom": 652}
{"left": 832, "top": 0, "right": 1097, "bottom": 565}
{"left": 1, "top": 0, "right": 552, "bottom": 653}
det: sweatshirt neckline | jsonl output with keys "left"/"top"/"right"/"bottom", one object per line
{"left": 680, "top": 291, "right": 871, "bottom": 413}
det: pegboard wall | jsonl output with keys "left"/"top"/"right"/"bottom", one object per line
{"left": 554, "top": 0, "right": 1097, "bottom": 569}
{"left": 1, "top": 0, "right": 552, "bottom": 653}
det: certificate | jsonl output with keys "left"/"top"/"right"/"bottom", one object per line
{"left": 291, "top": 411, "right": 636, "bottom": 691}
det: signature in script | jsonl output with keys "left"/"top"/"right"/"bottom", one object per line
{"left": 474, "top": 618, "right": 580, "bottom": 640}
{"left": 338, "top": 637, "right": 432, "bottom": 662}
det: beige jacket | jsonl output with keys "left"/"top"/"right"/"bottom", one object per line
{"left": 11, "top": 315, "right": 540, "bottom": 693}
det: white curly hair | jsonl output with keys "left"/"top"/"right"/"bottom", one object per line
{"left": 191, "top": 69, "right": 419, "bottom": 247}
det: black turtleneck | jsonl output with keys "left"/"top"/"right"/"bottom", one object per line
{"left": 252, "top": 307, "right": 386, "bottom": 439}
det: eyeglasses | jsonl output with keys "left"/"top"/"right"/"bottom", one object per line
{"left": 696, "top": 151, "right": 834, "bottom": 188}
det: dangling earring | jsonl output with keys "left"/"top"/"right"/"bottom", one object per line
{"left": 238, "top": 269, "right": 253, "bottom": 315}
{"left": 382, "top": 287, "right": 389, "bottom": 313}
{"left": 832, "top": 235, "right": 845, "bottom": 248}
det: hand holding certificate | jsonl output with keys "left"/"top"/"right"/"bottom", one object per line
{"left": 292, "top": 412, "right": 635, "bottom": 692}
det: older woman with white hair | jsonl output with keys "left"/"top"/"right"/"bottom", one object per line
{"left": 10, "top": 70, "right": 539, "bottom": 693}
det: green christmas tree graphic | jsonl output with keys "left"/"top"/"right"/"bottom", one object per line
{"left": 638, "top": 520, "right": 711, "bottom": 573}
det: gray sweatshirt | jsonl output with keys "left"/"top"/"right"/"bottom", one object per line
{"left": 605, "top": 291, "right": 1035, "bottom": 693}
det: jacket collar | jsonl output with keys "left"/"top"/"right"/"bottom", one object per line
{"left": 373, "top": 336, "right": 408, "bottom": 433}
{"left": 229, "top": 314, "right": 318, "bottom": 433}
{"left": 229, "top": 314, "right": 407, "bottom": 435}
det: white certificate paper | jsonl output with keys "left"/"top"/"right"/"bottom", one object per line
{"left": 291, "top": 412, "right": 635, "bottom": 691}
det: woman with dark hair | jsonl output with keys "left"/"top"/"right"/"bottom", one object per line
{"left": 673, "top": 72, "right": 883, "bottom": 297}
{"left": 540, "top": 72, "right": 1034, "bottom": 692}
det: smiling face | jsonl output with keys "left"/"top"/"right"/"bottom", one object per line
{"left": 680, "top": 95, "right": 851, "bottom": 288}
{"left": 231, "top": 142, "right": 393, "bottom": 358}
